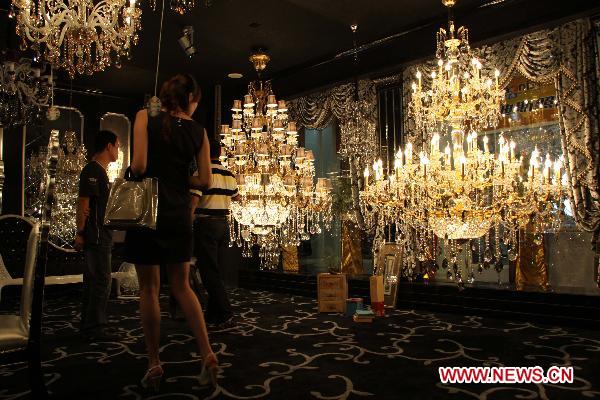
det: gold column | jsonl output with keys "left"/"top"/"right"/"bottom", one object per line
{"left": 515, "top": 226, "right": 549, "bottom": 290}
{"left": 341, "top": 220, "right": 363, "bottom": 275}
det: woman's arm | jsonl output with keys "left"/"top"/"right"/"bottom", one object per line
{"left": 131, "top": 109, "right": 149, "bottom": 176}
{"left": 189, "top": 129, "right": 212, "bottom": 190}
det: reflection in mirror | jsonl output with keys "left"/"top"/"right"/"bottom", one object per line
{"left": 24, "top": 106, "right": 85, "bottom": 252}
{"left": 100, "top": 113, "right": 130, "bottom": 182}
{"left": 301, "top": 123, "right": 341, "bottom": 274}
{"left": 25, "top": 106, "right": 84, "bottom": 219}
{"left": 384, "top": 255, "right": 395, "bottom": 295}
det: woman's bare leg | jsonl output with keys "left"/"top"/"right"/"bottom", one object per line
{"left": 167, "top": 263, "right": 213, "bottom": 359}
{"left": 135, "top": 265, "right": 161, "bottom": 368}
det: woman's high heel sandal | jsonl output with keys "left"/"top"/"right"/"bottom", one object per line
{"left": 140, "top": 364, "right": 164, "bottom": 392}
{"left": 199, "top": 353, "right": 219, "bottom": 387}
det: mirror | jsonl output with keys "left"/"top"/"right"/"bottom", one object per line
{"left": 375, "top": 242, "right": 402, "bottom": 308}
{"left": 99, "top": 112, "right": 130, "bottom": 182}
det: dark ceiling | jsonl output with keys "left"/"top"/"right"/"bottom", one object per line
{"left": 2, "top": 0, "right": 600, "bottom": 99}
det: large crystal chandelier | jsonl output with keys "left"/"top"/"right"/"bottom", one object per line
{"left": 0, "top": 57, "right": 50, "bottom": 127}
{"left": 408, "top": 0, "right": 504, "bottom": 136}
{"left": 220, "top": 52, "right": 333, "bottom": 267}
{"left": 12, "top": 0, "right": 142, "bottom": 77}
{"left": 360, "top": 0, "right": 567, "bottom": 284}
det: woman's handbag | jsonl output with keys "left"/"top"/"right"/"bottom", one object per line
{"left": 104, "top": 168, "right": 158, "bottom": 230}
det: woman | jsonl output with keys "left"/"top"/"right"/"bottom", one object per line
{"left": 125, "top": 74, "right": 217, "bottom": 391}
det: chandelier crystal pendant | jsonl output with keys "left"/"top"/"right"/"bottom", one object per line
{"left": 12, "top": 0, "right": 142, "bottom": 77}
{"left": 221, "top": 52, "right": 333, "bottom": 267}
{"left": 360, "top": 0, "right": 567, "bottom": 285}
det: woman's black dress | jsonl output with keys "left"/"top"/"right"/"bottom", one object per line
{"left": 125, "top": 112, "right": 203, "bottom": 265}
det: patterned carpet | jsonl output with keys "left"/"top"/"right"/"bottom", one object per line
{"left": 1, "top": 288, "right": 600, "bottom": 399}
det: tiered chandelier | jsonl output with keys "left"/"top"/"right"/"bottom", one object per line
{"left": 408, "top": 0, "right": 504, "bottom": 135}
{"left": 360, "top": 0, "right": 567, "bottom": 283}
{"left": 12, "top": 0, "right": 142, "bottom": 77}
{"left": 220, "top": 52, "right": 333, "bottom": 266}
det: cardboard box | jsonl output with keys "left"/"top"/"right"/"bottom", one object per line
{"left": 317, "top": 273, "right": 347, "bottom": 313}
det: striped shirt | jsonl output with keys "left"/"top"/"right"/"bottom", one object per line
{"left": 191, "top": 161, "right": 238, "bottom": 216}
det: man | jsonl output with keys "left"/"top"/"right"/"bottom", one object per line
{"left": 75, "top": 130, "right": 119, "bottom": 340}
{"left": 191, "top": 138, "right": 238, "bottom": 328}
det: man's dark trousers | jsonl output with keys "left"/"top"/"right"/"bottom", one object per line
{"left": 194, "top": 216, "right": 233, "bottom": 323}
{"left": 81, "top": 240, "right": 112, "bottom": 334}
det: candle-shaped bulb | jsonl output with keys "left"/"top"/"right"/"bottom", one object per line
{"left": 416, "top": 70, "right": 422, "bottom": 80}
{"left": 411, "top": 82, "right": 417, "bottom": 92}
{"left": 495, "top": 69, "right": 500, "bottom": 78}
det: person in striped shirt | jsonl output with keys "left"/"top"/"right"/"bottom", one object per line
{"left": 190, "top": 138, "right": 238, "bottom": 328}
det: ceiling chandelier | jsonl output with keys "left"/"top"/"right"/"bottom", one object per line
{"left": 360, "top": 0, "right": 567, "bottom": 285}
{"left": 220, "top": 52, "right": 333, "bottom": 267}
{"left": 339, "top": 24, "right": 378, "bottom": 167}
{"left": 408, "top": 0, "right": 504, "bottom": 136}
{"left": 0, "top": 57, "right": 50, "bottom": 127}
{"left": 12, "top": 0, "right": 142, "bottom": 77}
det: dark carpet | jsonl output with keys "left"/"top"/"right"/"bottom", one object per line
{"left": 1, "top": 288, "right": 599, "bottom": 399}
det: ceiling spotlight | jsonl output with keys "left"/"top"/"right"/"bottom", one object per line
{"left": 228, "top": 73, "right": 243, "bottom": 79}
{"left": 178, "top": 26, "right": 198, "bottom": 58}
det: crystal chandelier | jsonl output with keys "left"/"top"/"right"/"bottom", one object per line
{"left": 12, "top": 0, "right": 142, "bottom": 77}
{"left": 48, "top": 130, "right": 88, "bottom": 250}
{"left": 408, "top": 0, "right": 504, "bottom": 136}
{"left": 220, "top": 52, "right": 333, "bottom": 267}
{"left": 338, "top": 25, "right": 378, "bottom": 167}
{"left": 360, "top": 0, "right": 567, "bottom": 284}
{"left": 339, "top": 98, "right": 378, "bottom": 166}
{"left": 0, "top": 57, "right": 50, "bottom": 127}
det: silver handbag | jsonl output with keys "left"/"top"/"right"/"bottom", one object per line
{"left": 104, "top": 169, "right": 158, "bottom": 230}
